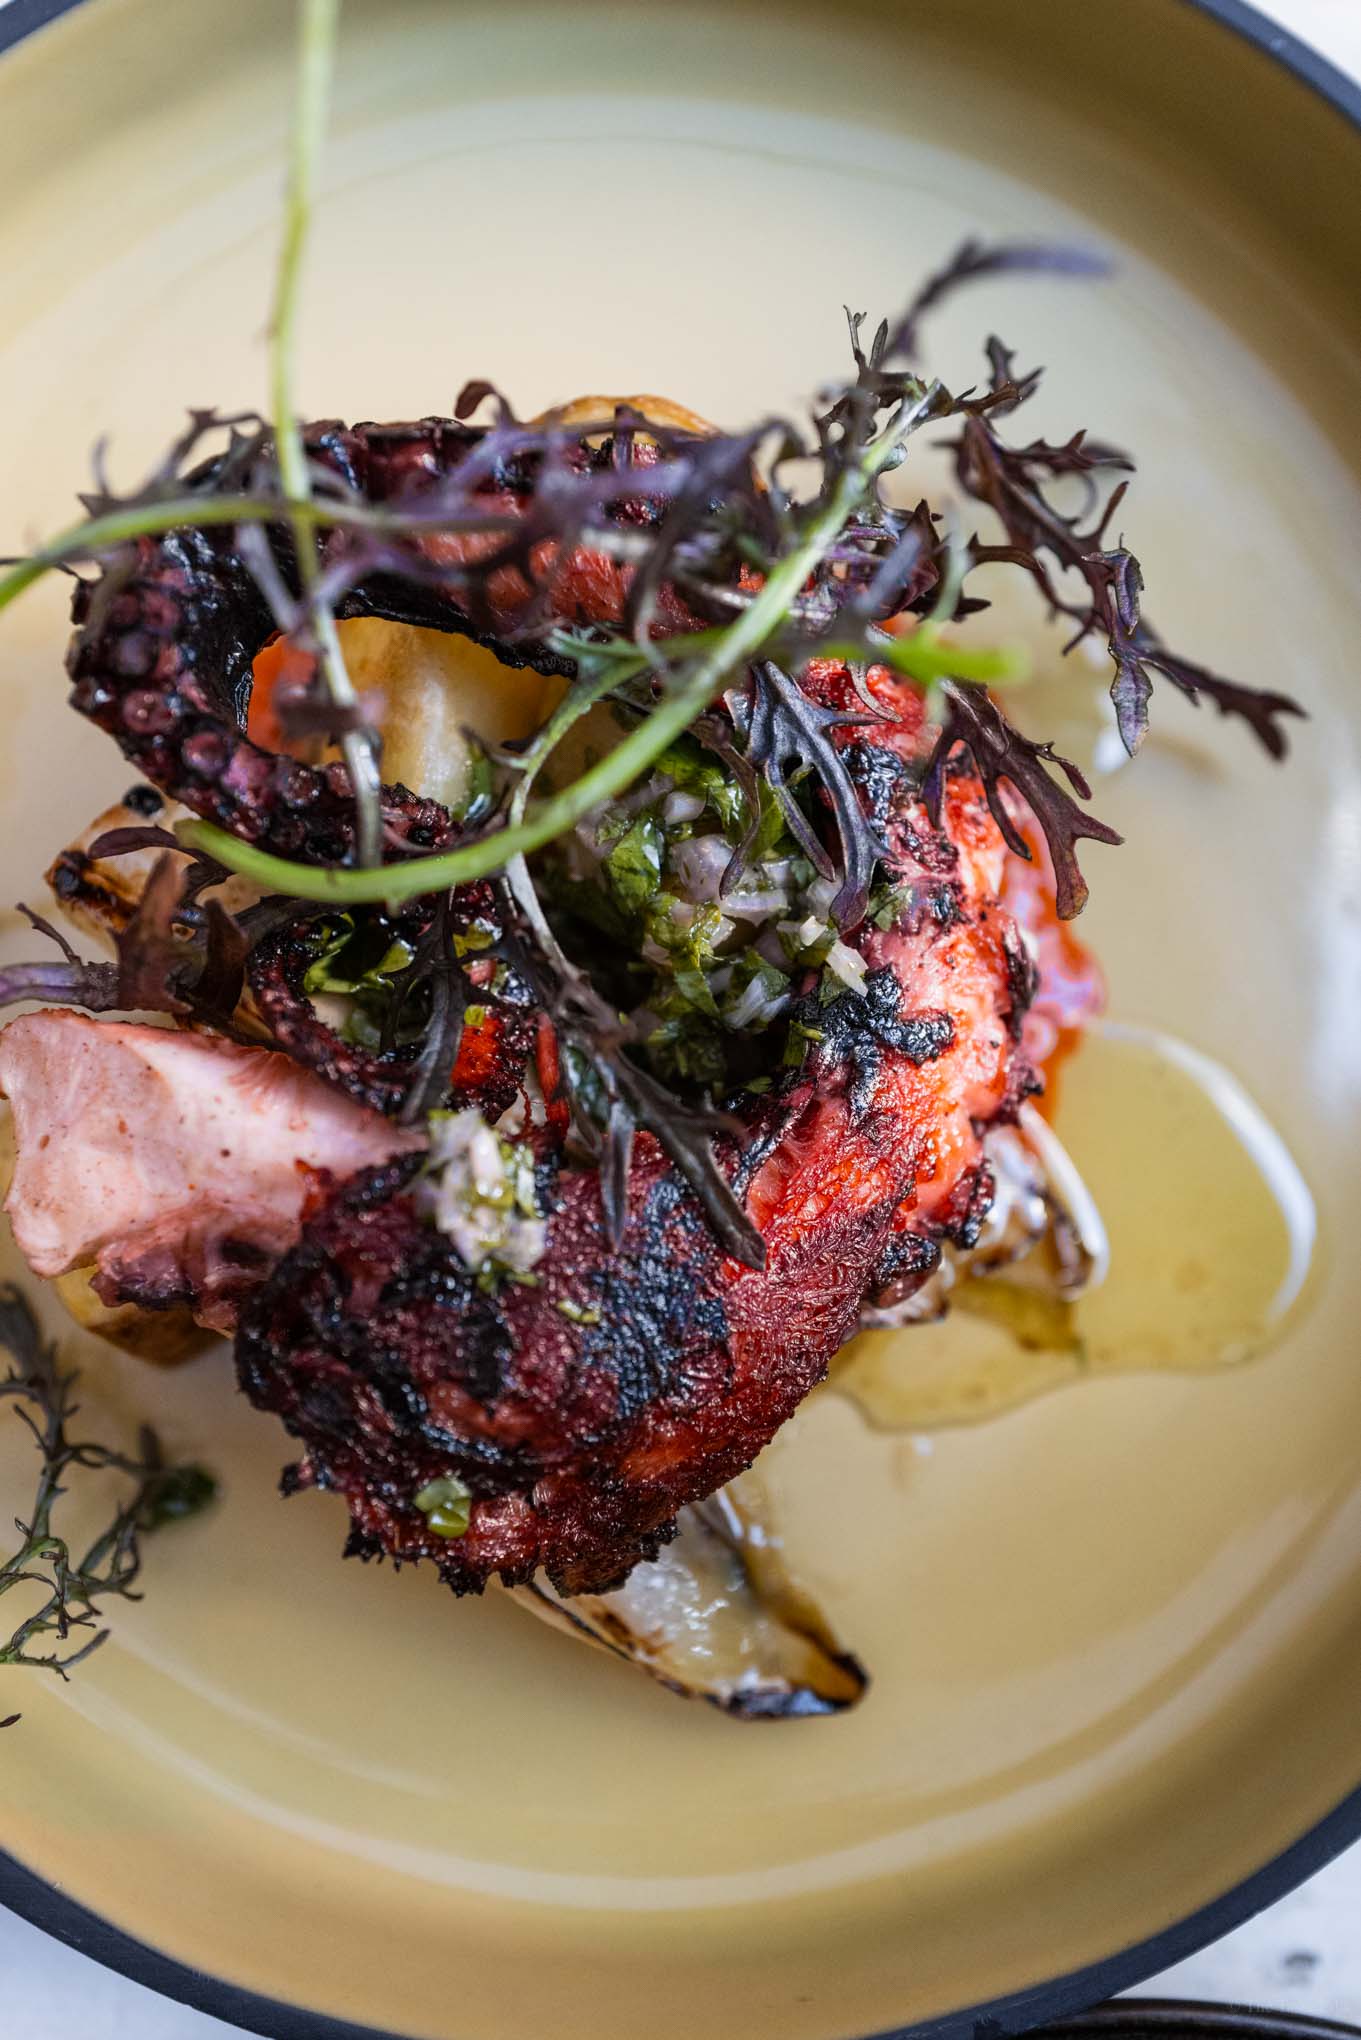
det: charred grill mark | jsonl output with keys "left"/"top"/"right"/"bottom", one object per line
{"left": 895, "top": 817, "right": 960, "bottom": 878}
{"left": 727, "top": 1082, "right": 816, "bottom": 1196}
{"left": 934, "top": 1161, "right": 996, "bottom": 1252}
{"left": 93, "top": 1231, "right": 277, "bottom": 1329}
{"left": 1002, "top": 924, "right": 1041, "bottom": 1041}
{"left": 843, "top": 739, "right": 913, "bottom": 829}
{"left": 997, "top": 1052, "right": 1045, "bottom": 1123}
{"left": 46, "top": 848, "right": 135, "bottom": 934}
{"left": 801, "top": 967, "right": 955, "bottom": 1117}
{"left": 576, "top": 1178, "right": 730, "bottom": 1422}
{"left": 376, "top": 1254, "right": 514, "bottom": 1410}
{"left": 867, "top": 1230, "right": 943, "bottom": 1312}
{"left": 924, "top": 881, "right": 963, "bottom": 930}
{"left": 888, "top": 876, "right": 964, "bottom": 937}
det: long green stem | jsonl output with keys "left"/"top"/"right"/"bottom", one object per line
{"left": 272, "top": 0, "right": 384, "bottom": 867}
{"left": 506, "top": 668, "right": 626, "bottom": 828}
{"left": 176, "top": 648, "right": 709, "bottom": 903}
{"left": 271, "top": 0, "right": 337, "bottom": 510}
{"left": 0, "top": 496, "right": 300, "bottom": 617}
{"left": 500, "top": 663, "right": 629, "bottom": 974}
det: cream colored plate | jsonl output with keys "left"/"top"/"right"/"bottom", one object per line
{"left": 4, "top": 3, "right": 1361, "bottom": 2036}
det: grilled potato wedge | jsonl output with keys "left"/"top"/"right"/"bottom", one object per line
{"left": 52, "top": 1266, "right": 213, "bottom": 1366}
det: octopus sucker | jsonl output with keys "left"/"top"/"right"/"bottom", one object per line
{"left": 244, "top": 887, "right": 537, "bottom": 1123}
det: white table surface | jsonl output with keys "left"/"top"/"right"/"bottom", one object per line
{"left": 4, "top": 0, "right": 1361, "bottom": 2033}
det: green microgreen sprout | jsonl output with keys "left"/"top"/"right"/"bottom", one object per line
{"left": 271, "top": 0, "right": 383, "bottom": 870}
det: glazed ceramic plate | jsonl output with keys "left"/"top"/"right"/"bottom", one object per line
{"left": 3, "top": 3, "right": 1361, "bottom": 2037}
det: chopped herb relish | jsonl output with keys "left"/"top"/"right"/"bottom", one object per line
{"left": 535, "top": 729, "right": 899, "bottom": 1095}
{"left": 302, "top": 914, "right": 421, "bottom": 1050}
{"left": 417, "top": 1108, "right": 546, "bottom": 1290}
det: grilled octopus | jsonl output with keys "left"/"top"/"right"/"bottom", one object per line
{"left": 47, "top": 413, "right": 1096, "bottom": 1597}
{"left": 65, "top": 416, "right": 695, "bottom": 865}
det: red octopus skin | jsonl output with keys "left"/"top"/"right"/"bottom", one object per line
{"left": 235, "top": 772, "right": 1042, "bottom": 1597}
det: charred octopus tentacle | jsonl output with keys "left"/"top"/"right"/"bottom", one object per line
{"left": 65, "top": 520, "right": 458, "bottom": 866}
{"left": 238, "top": 1072, "right": 948, "bottom": 1597}
{"left": 64, "top": 417, "right": 702, "bottom": 866}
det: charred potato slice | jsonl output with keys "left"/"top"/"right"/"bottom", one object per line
{"left": 47, "top": 794, "right": 261, "bottom": 957}
{"left": 52, "top": 1267, "right": 213, "bottom": 1366}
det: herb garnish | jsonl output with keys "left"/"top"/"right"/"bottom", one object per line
{"left": 418, "top": 1109, "right": 546, "bottom": 1287}
{"left": 0, "top": 1285, "right": 215, "bottom": 1715}
{"left": 302, "top": 914, "right": 420, "bottom": 1048}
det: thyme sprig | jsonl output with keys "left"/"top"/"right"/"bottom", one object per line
{"left": 0, "top": 1284, "right": 215, "bottom": 1714}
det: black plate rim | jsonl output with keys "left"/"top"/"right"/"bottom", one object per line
{"left": 1045, "top": 2005, "right": 1361, "bottom": 2040}
{"left": 2, "top": 0, "right": 1360, "bottom": 2036}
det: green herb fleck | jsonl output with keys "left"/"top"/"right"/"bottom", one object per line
{"left": 654, "top": 737, "right": 746, "bottom": 835}
{"left": 870, "top": 881, "right": 914, "bottom": 931}
{"left": 303, "top": 917, "right": 414, "bottom": 998}
{"left": 301, "top": 914, "right": 423, "bottom": 1048}
{"left": 555, "top": 1298, "right": 603, "bottom": 1327}
{"left": 413, "top": 1473, "right": 473, "bottom": 1539}
{"left": 603, "top": 815, "right": 665, "bottom": 915}
{"left": 782, "top": 1019, "right": 825, "bottom": 1069}
{"left": 453, "top": 745, "right": 495, "bottom": 825}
